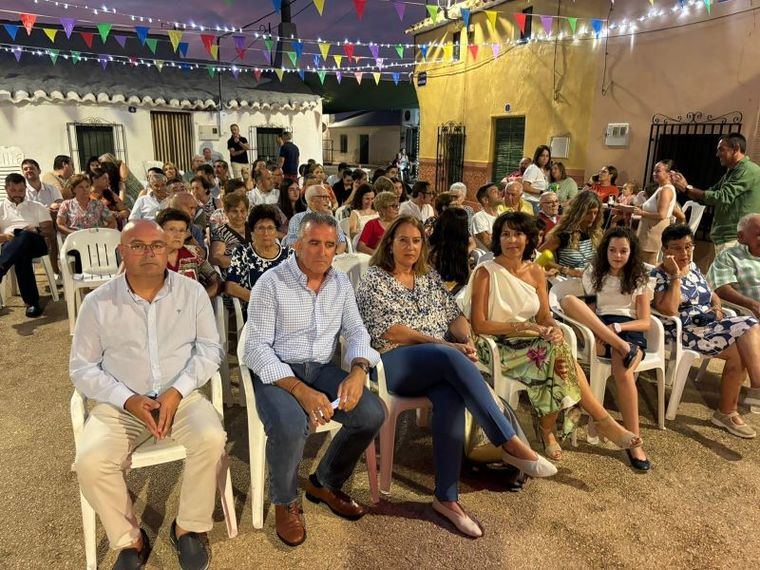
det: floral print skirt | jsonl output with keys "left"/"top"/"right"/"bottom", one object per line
{"left": 476, "top": 334, "right": 582, "bottom": 438}
{"left": 676, "top": 315, "right": 759, "bottom": 356}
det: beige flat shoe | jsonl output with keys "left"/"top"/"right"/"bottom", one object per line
{"left": 432, "top": 498, "right": 484, "bottom": 539}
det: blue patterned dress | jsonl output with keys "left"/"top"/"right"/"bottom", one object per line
{"left": 652, "top": 263, "right": 758, "bottom": 356}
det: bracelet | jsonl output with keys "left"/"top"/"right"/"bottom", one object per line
{"left": 289, "top": 381, "right": 302, "bottom": 395}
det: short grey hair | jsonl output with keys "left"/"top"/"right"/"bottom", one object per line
{"left": 449, "top": 182, "right": 467, "bottom": 195}
{"left": 505, "top": 180, "right": 523, "bottom": 193}
{"left": 737, "top": 213, "right": 760, "bottom": 232}
{"left": 540, "top": 191, "right": 558, "bottom": 203}
{"left": 297, "top": 212, "right": 338, "bottom": 238}
{"left": 304, "top": 185, "right": 323, "bottom": 202}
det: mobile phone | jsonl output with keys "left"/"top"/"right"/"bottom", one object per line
{"left": 331, "top": 398, "right": 340, "bottom": 409}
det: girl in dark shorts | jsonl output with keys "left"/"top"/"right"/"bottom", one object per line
{"left": 560, "top": 226, "right": 653, "bottom": 471}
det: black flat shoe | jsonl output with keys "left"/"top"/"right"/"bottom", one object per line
{"left": 626, "top": 449, "right": 651, "bottom": 472}
{"left": 25, "top": 304, "right": 43, "bottom": 318}
{"left": 112, "top": 528, "right": 150, "bottom": 570}
{"left": 623, "top": 343, "right": 640, "bottom": 369}
{"left": 170, "top": 520, "right": 210, "bottom": 570}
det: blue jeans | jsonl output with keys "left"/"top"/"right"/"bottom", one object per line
{"left": 252, "top": 362, "right": 385, "bottom": 505}
{"left": 381, "top": 344, "right": 517, "bottom": 501}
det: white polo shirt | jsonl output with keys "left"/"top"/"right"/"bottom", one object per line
{"left": 26, "top": 181, "right": 62, "bottom": 207}
{"left": 247, "top": 187, "right": 280, "bottom": 207}
{"left": 128, "top": 191, "right": 169, "bottom": 221}
{"left": 0, "top": 198, "right": 50, "bottom": 233}
{"left": 399, "top": 200, "right": 434, "bottom": 222}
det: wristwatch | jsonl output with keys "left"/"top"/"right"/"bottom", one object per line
{"left": 686, "top": 184, "right": 694, "bottom": 192}
{"left": 352, "top": 361, "right": 371, "bottom": 375}
{"left": 612, "top": 322, "right": 622, "bottom": 334}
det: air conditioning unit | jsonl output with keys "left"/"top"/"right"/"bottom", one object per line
{"left": 198, "top": 124, "right": 220, "bottom": 140}
{"left": 605, "top": 122, "right": 630, "bottom": 147}
{"left": 401, "top": 109, "right": 420, "bottom": 129}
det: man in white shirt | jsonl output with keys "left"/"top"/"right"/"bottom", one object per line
{"left": 399, "top": 180, "right": 435, "bottom": 222}
{"left": 472, "top": 183, "right": 502, "bottom": 250}
{"left": 247, "top": 168, "right": 279, "bottom": 206}
{"left": 22, "top": 158, "right": 63, "bottom": 212}
{"left": 70, "top": 219, "right": 225, "bottom": 570}
{"left": 129, "top": 173, "right": 170, "bottom": 221}
{"left": 0, "top": 173, "right": 53, "bottom": 316}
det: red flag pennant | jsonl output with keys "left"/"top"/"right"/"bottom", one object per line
{"left": 353, "top": 0, "right": 367, "bottom": 20}
{"left": 128, "top": 56, "right": 138, "bottom": 67}
{"left": 343, "top": 43, "right": 355, "bottom": 62}
{"left": 80, "top": 31, "right": 95, "bottom": 49}
{"left": 468, "top": 44, "right": 478, "bottom": 59}
{"left": 20, "top": 13, "right": 36, "bottom": 35}
{"left": 253, "top": 69, "right": 262, "bottom": 82}
{"left": 200, "top": 33, "right": 216, "bottom": 54}
{"left": 513, "top": 13, "right": 527, "bottom": 34}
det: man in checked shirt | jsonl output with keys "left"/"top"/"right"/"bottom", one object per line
{"left": 244, "top": 212, "right": 385, "bottom": 547}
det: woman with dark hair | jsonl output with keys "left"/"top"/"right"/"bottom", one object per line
{"left": 539, "top": 190, "right": 604, "bottom": 277}
{"left": 428, "top": 208, "right": 470, "bottom": 295}
{"left": 89, "top": 168, "right": 129, "bottom": 229}
{"left": 348, "top": 184, "right": 377, "bottom": 239}
{"left": 470, "top": 212, "right": 641, "bottom": 463}
{"left": 585, "top": 165, "right": 619, "bottom": 203}
{"left": 549, "top": 161, "right": 578, "bottom": 209}
{"left": 357, "top": 191, "right": 400, "bottom": 255}
{"left": 209, "top": 192, "right": 251, "bottom": 275}
{"left": 522, "top": 145, "right": 551, "bottom": 202}
{"left": 630, "top": 160, "right": 677, "bottom": 264}
{"left": 371, "top": 167, "right": 387, "bottom": 184}
{"left": 357, "top": 215, "right": 556, "bottom": 539}
{"left": 559, "top": 226, "right": 652, "bottom": 470}
{"left": 57, "top": 174, "right": 116, "bottom": 235}
{"left": 652, "top": 223, "right": 760, "bottom": 438}
{"left": 85, "top": 156, "right": 101, "bottom": 176}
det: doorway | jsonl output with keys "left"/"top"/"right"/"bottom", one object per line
{"left": 491, "top": 116, "right": 526, "bottom": 182}
{"left": 150, "top": 111, "right": 194, "bottom": 173}
{"left": 358, "top": 134, "right": 369, "bottom": 164}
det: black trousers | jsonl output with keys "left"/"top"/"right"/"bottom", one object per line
{"left": 0, "top": 230, "right": 48, "bottom": 306}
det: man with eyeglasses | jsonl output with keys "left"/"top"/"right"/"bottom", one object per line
{"left": 399, "top": 180, "right": 435, "bottom": 222}
{"left": 538, "top": 191, "right": 561, "bottom": 234}
{"left": 128, "top": 172, "right": 170, "bottom": 222}
{"left": 281, "top": 185, "right": 347, "bottom": 252}
{"left": 70, "top": 219, "right": 226, "bottom": 570}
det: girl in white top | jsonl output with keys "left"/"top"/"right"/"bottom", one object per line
{"left": 521, "top": 145, "right": 551, "bottom": 202}
{"left": 634, "top": 160, "right": 677, "bottom": 264}
{"left": 348, "top": 184, "right": 378, "bottom": 239}
{"left": 560, "top": 226, "right": 653, "bottom": 471}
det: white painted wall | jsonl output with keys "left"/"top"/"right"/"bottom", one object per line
{"left": 0, "top": 98, "right": 323, "bottom": 175}
{"left": 325, "top": 125, "right": 401, "bottom": 166}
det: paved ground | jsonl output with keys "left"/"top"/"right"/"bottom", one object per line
{"left": 2, "top": 282, "right": 760, "bottom": 569}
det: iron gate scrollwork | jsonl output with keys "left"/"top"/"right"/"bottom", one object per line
{"left": 435, "top": 122, "right": 465, "bottom": 193}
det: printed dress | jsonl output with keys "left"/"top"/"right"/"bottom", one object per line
{"left": 652, "top": 262, "right": 758, "bottom": 356}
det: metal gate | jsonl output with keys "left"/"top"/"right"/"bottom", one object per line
{"left": 435, "top": 122, "right": 465, "bottom": 193}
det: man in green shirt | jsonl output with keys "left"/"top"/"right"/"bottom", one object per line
{"left": 672, "top": 133, "right": 760, "bottom": 257}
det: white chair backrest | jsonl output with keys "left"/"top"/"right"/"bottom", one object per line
{"left": 332, "top": 252, "right": 371, "bottom": 290}
{"left": 62, "top": 228, "right": 122, "bottom": 276}
{"left": 682, "top": 200, "right": 706, "bottom": 234}
{"left": 547, "top": 278, "right": 584, "bottom": 312}
{"left": 335, "top": 204, "right": 349, "bottom": 221}
{"left": 338, "top": 217, "right": 353, "bottom": 253}
{"left": 142, "top": 160, "right": 164, "bottom": 177}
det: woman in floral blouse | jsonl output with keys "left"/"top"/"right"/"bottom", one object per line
{"left": 355, "top": 215, "right": 556, "bottom": 540}
{"left": 653, "top": 223, "right": 760, "bottom": 438}
{"left": 57, "top": 173, "right": 116, "bottom": 235}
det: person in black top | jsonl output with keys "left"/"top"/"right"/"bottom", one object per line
{"left": 227, "top": 124, "right": 250, "bottom": 180}
{"left": 332, "top": 168, "right": 354, "bottom": 206}
{"left": 277, "top": 131, "right": 300, "bottom": 181}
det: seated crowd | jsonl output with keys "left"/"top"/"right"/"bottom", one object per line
{"left": 2, "top": 131, "right": 760, "bottom": 569}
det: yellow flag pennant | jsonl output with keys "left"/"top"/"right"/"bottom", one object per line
{"left": 275, "top": 68, "right": 285, "bottom": 81}
{"left": 154, "top": 59, "right": 164, "bottom": 72}
{"left": 313, "top": 0, "right": 326, "bottom": 15}
{"left": 210, "top": 44, "right": 219, "bottom": 59}
{"left": 373, "top": 72, "right": 381, "bottom": 84}
{"left": 319, "top": 42, "right": 330, "bottom": 60}
{"left": 333, "top": 54, "right": 343, "bottom": 67}
{"left": 443, "top": 43, "right": 453, "bottom": 61}
{"left": 167, "top": 30, "right": 183, "bottom": 52}
{"left": 485, "top": 10, "right": 498, "bottom": 29}
{"left": 43, "top": 27, "right": 58, "bottom": 43}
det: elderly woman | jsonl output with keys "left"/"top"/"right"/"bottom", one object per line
{"left": 225, "top": 205, "right": 289, "bottom": 310}
{"left": 348, "top": 184, "right": 377, "bottom": 240}
{"left": 209, "top": 193, "right": 251, "bottom": 275}
{"left": 356, "top": 216, "right": 556, "bottom": 539}
{"left": 357, "top": 191, "right": 399, "bottom": 256}
{"left": 652, "top": 224, "right": 760, "bottom": 438}
{"left": 57, "top": 174, "right": 116, "bottom": 235}
{"left": 470, "top": 213, "right": 641, "bottom": 463}
{"left": 190, "top": 175, "right": 217, "bottom": 231}
{"left": 539, "top": 190, "right": 603, "bottom": 278}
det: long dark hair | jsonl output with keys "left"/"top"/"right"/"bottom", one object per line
{"left": 350, "top": 183, "right": 374, "bottom": 211}
{"left": 277, "top": 179, "right": 305, "bottom": 219}
{"left": 428, "top": 208, "right": 470, "bottom": 286}
{"left": 591, "top": 226, "right": 648, "bottom": 295}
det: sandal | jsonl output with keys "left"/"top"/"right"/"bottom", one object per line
{"left": 539, "top": 428, "right": 563, "bottom": 461}
{"left": 622, "top": 343, "right": 641, "bottom": 369}
{"left": 591, "top": 414, "right": 642, "bottom": 449}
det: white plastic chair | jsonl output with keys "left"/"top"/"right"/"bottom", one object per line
{"left": 59, "top": 229, "right": 121, "bottom": 335}
{"left": 682, "top": 200, "right": 706, "bottom": 234}
{"left": 332, "top": 252, "right": 371, "bottom": 289}
{"left": 338, "top": 217, "right": 354, "bottom": 253}
{"left": 70, "top": 372, "right": 238, "bottom": 570}
{"left": 2, "top": 244, "right": 60, "bottom": 304}
{"left": 213, "top": 294, "right": 247, "bottom": 408}
{"left": 237, "top": 326, "right": 379, "bottom": 529}
{"left": 549, "top": 279, "right": 667, "bottom": 429}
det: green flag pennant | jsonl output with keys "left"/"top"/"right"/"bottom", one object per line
{"left": 48, "top": 49, "right": 59, "bottom": 65}
{"left": 145, "top": 38, "right": 158, "bottom": 54}
{"left": 567, "top": 17, "right": 578, "bottom": 34}
{"left": 207, "top": 64, "right": 216, "bottom": 78}
{"left": 71, "top": 50, "right": 81, "bottom": 64}
{"left": 286, "top": 50, "right": 297, "bottom": 66}
{"left": 704, "top": 0, "right": 711, "bottom": 13}
{"left": 97, "top": 22, "right": 112, "bottom": 44}
{"left": 264, "top": 38, "right": 274, "bottom": 52}
{"left": 426, "top": 4, "right": 439, "bottom": 20}
{"left": 317, "top": 70, "right": 327, "bottom": 84}
{"left": 395, "top": 44, "right": 404, "bottom": 58}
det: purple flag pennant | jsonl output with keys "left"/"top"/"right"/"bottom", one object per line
{"left": 114, "top": 35, "right": 128, "bottom": 48}
{"left": 377, "top": 57, "right": 384, "bottom": 68}
{"left": 232, "top": 35, "right": 246, "bottom": 51}
{"left": 60, "top": 17, "right": 76, "bottom": 39}
{"left": 12, "top": 47, "right": 22, "bottom": 62}
{"left": 540, "top": 15, "right": 553, "bottom": 36}
{"left": 491, "top": 43, "right": 500, "bottom": 58}
{"left": 393, "top": 1, "right": 405, "bottom": 21}
{"left": 369, "top": 44, "right": 379, "bottom": 60}
{"left": 336, "top": 71, "right": 342, "bottom": 84}
{"left": 313, "top": 54, "right": 320, "bottom": 67}
{"left": 98, "top": 56, "right": 108, "bottom": 70}
{"left": 232, "top": 67, "right": 240, "bottom": 79}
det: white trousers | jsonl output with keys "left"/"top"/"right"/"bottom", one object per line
{"left": 230, "top": 162, "right": 249, "bottom": 180}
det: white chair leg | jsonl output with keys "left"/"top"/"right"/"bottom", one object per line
{"left": 666, "top": 352, "right": 698, "bottom": 421}
{"left": 65, "top": 283, "right": 77, "bottom": 335}
{"left": 694, "top": 359, "right": 710, "bottom": 383}
{"left": 79, "top": 490, "right": 98, "bottom": 570}
{"left": 365, "top": 440, "right": 379, "bottom": 504}
{"left": 250, "top": 424, "right": 267, "bottom": 529}
{"left": 378, "top": 406, "right": 398, "bottom": 495}
{"left": 656, "top": 367, "right": 666, "bottom": 429}
{"left": 41, "top": 256, "right": 59, "bottom": 301}
{"left": 9, "top": 266, "right": 18, "bottom": 296}
{"left": 217, "top": 458, "right": 238, "bottom": 538}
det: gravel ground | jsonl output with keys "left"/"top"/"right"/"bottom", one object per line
{"left": 1, "top": 282, "right": 759, "bottom": 570}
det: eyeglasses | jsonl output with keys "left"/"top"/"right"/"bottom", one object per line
{"left": 386, "top": 203, "right": 400, "bottom": 209}
{"left": 666, "top": 243, "right": 694, "bottom": 253}
{"left": 126, "top": 242, "right": 167, "bottom": 254}
{"left": 313, "top": 195, "right": 331, "bottom": 200}
{"left": 254, "top": 225, "right": 277, "bottom": 233}
{"left": 541, "top": 199, "right": 559, "bottom": 205}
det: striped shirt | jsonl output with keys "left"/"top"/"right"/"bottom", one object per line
{"left": 707, "top": 243, "right": 760, "bottom": 302}
{"left": 557, "top": 231, "right": 595, "bottom": 269}
{"left": 243, "top": 254, "right": 379, "bottom": 384}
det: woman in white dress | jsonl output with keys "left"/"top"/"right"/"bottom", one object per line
{"left": 521, "top": 145, "right": 551, "bottom": 204}
{"left": 631, "top": 160, "right": 677, "bottom": 264}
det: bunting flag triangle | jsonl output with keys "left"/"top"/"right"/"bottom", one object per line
{"left": 353, "top": 0, "right": 367, "bottom": 20}
{"left": 11, "top": 47, "right": 22, "bottom": 62}
{"left": 513, "top": 13, "right": 527, "bottom": 34}
{"left": 704, "top": 0, "right": 711, "bottom": 13}
{"left": 207, "top": 64, "right": 216, "bottom": 78}
{"left": 60, "top": 18, "right": 76, "bottom": 39}
{"left": 262, "top": 48, "right": 272, "bottom": 64}
{"left": 377, "top": 57, "right": 384, "bottom": 68}
{"left": 146, "top": 38, "right": 158, "bottom": 54}
{"left": 42, "top": 28, "right": 58, "bottom": 43}
{"left": 343, "top": 43, "right": 355, "bottom": 62}
{"left": 392, "top": 72, "right": 400, "bottom": 85}
{"left": 3, "top": 24, "right": 19, "bottom": 41}
{"left": 264, "top": 38, "right": 274, "bottom": 53}
{"left": 540, "top": 15, "right": 553, "bottom": 36}
{"left": 233, "top": 35, "right": 246, "bottom": 59}
{"left": 98, "top": 56, "right": 108, "bottom": 70}
{"left": 293, "top": 40, "right": 303, "bottom": 58}
{"left": 48, "top": 49, "right": 59, "bottom": 65}
{"left": 317, "top": 70, "right": 326, "bottom": 84}
{"left": 80, "top": 32, "right": 94, "bottom": 49}
{"left": 20, "top": 14, "right": 36, "bottom": 35}
{"left": 395, "top": 44, "right": 404, "bottom": 58}
{"left": 485, "top": 10, "right": 498, "bottom": 30}
{"left": 275, "top": 68, "right": 285, "bottom": 81}
{"left": 313, "top": 0, "right": 325, "bottom": 15}
{"left": 114, "top": 35, "right": 128, "bottom": 48}
{"left": 178, "top": 42, "right": 189, "bottom": 57}
{"left": 179, "top": 63, "right": 191, "bottom": 73}
{"left": 567, "top": 17, "right": 577, "bottom": 35}
{"left": 313, "top": 54, "right": 321, "bottom": 67}
{"left": 393, "top": 1, "right": 405, "bottom": 22}
{"left": 426, "top": 5, "right": 439, "bottom": 21}
{"left": 468, "top": 44, "right": 478, "bottom": 59}
{"left": 298, "top": 69, "right": 305, "bottom": 81}
{"left": 491, "top": 43, "right": 500, "bottom": 58}
{"left": 333, "top": 54, "right": 343, "bottom": 67}
{"left": 253, "top": 69, "right": 262, "bottom": 82}
{"left": 460, "top": 8, "right": 470, "bottom": 27}
{"left": 419, "top": 44, "right": 429, "bottom": 60}
{"left": 335, "top": 71, "right": 342, "bottom": 84}
{"left": 128, "top": 56, "right": 138, "bottom": 67}
{"left": 135, "top": 26, "right": 149, "bottom": 45}
{"left": 231, "top": 67, "right": 240, "bottom": 79}
{"left": 201, "top": 34, "right": 216, "bottom": 55}
{"left": 97, "top": 23, "right": 112, "bottom": 44}
{"left": 272, "top": 0, "right": 282, "bottom": 11}
{"left": 354, "top": 72, "right": 363, "bottom": 84}
{"left": 210, "top": 44, "right": 219, "bottom": 59}
{"left": 167, "top": 30, "right": 183, "bottom": 52}
{"left": 443, "top": 44, "right": 453, "bottom": 61}
{"left": 154, "top": 59, "right": 164, "bottom": 72}
{"left": 286, "top": 51, "right": 297, "bottom": 66}
{"left": 369, "top": 44, "right": 379, "bottom": 60}
{"left": 70, "top": 51, "right": 81, "bottom": 64}
{"left": 319, "top": 42, "right": 330, "bottom": 59}
{"left": 591, "top": 19, "right": 603, "bottom": 38}
{"left": 372, "top": 72, "right": 381, "bottom": 85}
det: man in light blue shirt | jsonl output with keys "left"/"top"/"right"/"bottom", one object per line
{"left": 243, "top": 212, "right": 383, "bottom": 547}
{"left": 281, "top": 185, "right": 347, "bottom": 252}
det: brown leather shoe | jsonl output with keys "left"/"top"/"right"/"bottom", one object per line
{"left": 304, "top": 476, "right": 366, "bottom": 520}
{"left": 275, "top": 502, "right": 306, "bottom": 547}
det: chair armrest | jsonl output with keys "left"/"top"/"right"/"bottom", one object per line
{"left": 70, "top": 389, "right": 88, "bottom": 448}
{"left": 644, "top": 315, "right": 665, "bottom": 357}
{"left": 552, "top": 306, "right": 595, "bottom": 361}
{"left": 556, "top": 322, "right": 578, "bottom": 359}
{"left": 721, "top": 300, "right": 750, "bottom": 318}
{"left": 209, "top": 371, "right": 224, "bottom": 416}
{"left": 651, "top": 308, "right": 681, "bottom": 344}
{"left": 232, "top": 297, "right": 245, "bottom": 335}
